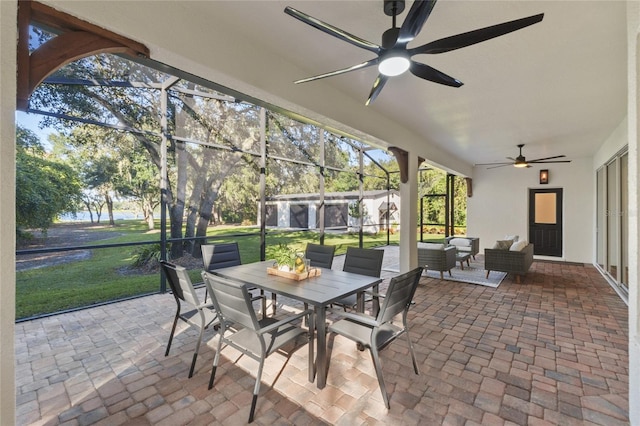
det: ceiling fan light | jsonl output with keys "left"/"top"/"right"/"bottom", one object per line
{"left": 514, "top": 162, "right": 528, "bottom": 168}
{"left": 378, "top": 55, "right": 410, "bottom": 77}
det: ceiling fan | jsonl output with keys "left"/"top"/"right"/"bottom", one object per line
{"left": 475, "top": 144, "right": 572, "bottom": 169}
{"left": 284, "top": 0, "right": 543, "bottom": 105}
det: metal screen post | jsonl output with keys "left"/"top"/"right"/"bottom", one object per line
{"left": 358, "top": 147, "right": 364, "bottom": 248}
{"left": 319, "top": 130, "right": 326, "bottom": 245}
{"left": 260, "top": 108, "right": 267, "bottom": 261}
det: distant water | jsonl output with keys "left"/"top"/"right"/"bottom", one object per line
{"left": 58, "top": 211, "right": 140, "bottom": 222}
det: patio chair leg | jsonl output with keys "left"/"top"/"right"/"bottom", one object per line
{"left": 165, "top": 312, "right": 180, "bottom": 356}
{"left": 189, "top": 323, "right": 206, "bottom": 378}
{"left": 448, "top": 270, "right": 452, "bottom": 277}
{"left": 370, "top": 346, "right": 390, "bottom": 409}
{"left": 249, "top": 361, "right": 265, "bottom": 423}
{"left": 439, "top": 271, "right": 444, "bottom": 279}
{"left": 208, "top": 338, "right": 223, "bottom": 390}
{"left": 189, "top": 353, "right": 198, "bottom": 378}
{"left": 516, "top": 275, "right": 521, "bottom": 284}
{"left": 486, "top": 270, "right": 490, "bottom": 279}
{"left": 403, "top": 319, "right": 419, "bottom": 375}
{"left": 272, "top": 293, "right": 277, "bottom": 316}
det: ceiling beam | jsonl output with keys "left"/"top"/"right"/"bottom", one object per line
{"left": 16, "top": 0, "right": 150, "bottom": 110}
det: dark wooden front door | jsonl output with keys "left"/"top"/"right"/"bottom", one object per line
{"left": 529, "top": 188, "right": 563, "bottom": 257}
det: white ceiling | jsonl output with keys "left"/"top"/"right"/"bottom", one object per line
{"left": 52, "top": 0, "right": 628, "bottom": 173}
{"left": 194, "top": 0, "right": 628, "bottom": 170}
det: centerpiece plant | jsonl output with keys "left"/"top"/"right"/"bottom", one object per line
{"left": 268, "top": 243, "right": 306, "bottom": 273}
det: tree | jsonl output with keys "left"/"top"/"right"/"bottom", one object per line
{"left": 50, "top": 127, "right": 159, "bottom": 229}
{"left": 15, "top": 125, "right": 82, "bottom": 234}
{"left": 30, "top": 53, "right": 255, "bottom": 258}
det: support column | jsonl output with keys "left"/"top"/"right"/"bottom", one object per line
{"left": 627, "top": 2, "right": 640, "bottom": 423}
{"left": 0, "top": 2, "right": 17, "bottom": 424}
{"left": 394, "top": 149, "right": 419, "bottom": 273}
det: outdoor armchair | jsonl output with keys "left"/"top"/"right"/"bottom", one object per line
{"left": 327, "top": 267, "right": 423, "bottom": 408}
{"left": 445, "top": 236, "right": 480, "bottom": 260}
{"left": 161, "top": 261, "right": 219, "bottom": 378}
{"left": 417, "top": 243, "right": 456, "bottom": 279}
{"left": 202, "top": 271, "right": 313, "bottom": 423}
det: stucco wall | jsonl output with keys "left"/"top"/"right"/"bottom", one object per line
{"left": 626, "top": 1, "right": 639, "bottom": 423}
{"left": 0, "top": 1, "right": 17, "bottom": 424}
{"left": 468, "top": 156, "right": 593, "bottom": 263}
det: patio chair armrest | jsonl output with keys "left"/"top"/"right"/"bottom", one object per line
{"left": 364, "top": 290, "right": 385, "bottom": 298}
{"left": 196, "top": 301, "right": 215, "bottom": 310}
{"left": 328, "top": 308, "right": 379, "bottom": 327}
{"left": 258, "top": 309, "right": 313, "bottom": 335}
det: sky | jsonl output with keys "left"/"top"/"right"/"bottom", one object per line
{"left": 16, "top": 110, "right": 53, "bottom": 145}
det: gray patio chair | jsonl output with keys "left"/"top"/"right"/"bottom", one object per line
{"left": 202, "top": 242, "right": 268, "bottom": 318}
{"left": 304, "top": 243, "right": 336, "bottom": 269}
{"left": 327, "top": 266, "right": 423, "bottom": 409}
{"left": 334, "top": 247, "right": 384, "bottom": 312}
{"left": 161, "top": 261, "right": 219, "bottom": 378}
{"left": 202, "top": 271, "right": 313, "bottom": 423}
{"left": 301, "top": 243, "right": 336, "bottom": 316}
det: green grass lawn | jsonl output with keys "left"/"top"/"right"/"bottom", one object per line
{"left": 16, "top": 221, "right": 444, "bottom": 320}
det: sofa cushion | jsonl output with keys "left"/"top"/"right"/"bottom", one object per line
{"left": 504, "top": 235, "right": 519, "bottom": 242}
{"left": 492, "top": 239, "right": 513, "bottom": 250}
{"left": 510, "top": 240, "right": 528, "bottom": 252}
{"left": 418, "top": 242, "right": 444, "bottom": 250}
{"left": 449, "top": 238, "right": 471, "bottom": 247}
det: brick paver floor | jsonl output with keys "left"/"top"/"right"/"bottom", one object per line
{"left": 15, "top": 248, "right": 629, "bottom": 425}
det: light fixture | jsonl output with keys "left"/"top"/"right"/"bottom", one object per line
{"left": 514, "top": 160, "right": 528, "bottom": 168}
{"left": 378, "top": 53, "right": 410, "bottom": 77}
{"left": 539, "top": 169, "right": 549, "bottom": 184}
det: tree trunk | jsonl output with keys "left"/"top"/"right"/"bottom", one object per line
{"left": 83, "top": 200, "right": 95, "bottom": 223}
{"left": 105, "top": 193, "right": 115, "bottom": 226}
{"left": 146, "top": 211, "right": 154, "bottom": 230}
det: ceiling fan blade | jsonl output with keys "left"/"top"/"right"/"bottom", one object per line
{"left": 486, "top": 164, "right": 514, "bottom": 169}
{"left": 527, "top": 155, "right": 566, "bottom": 162}
{"left": 397, "top": 0, "right": 438, "bottom": 45}
{"left": 506, "top": 157, "right": 517, "bottom": 161}
{"left": 409, "top": 13, "right": 544, "bottom": 55}
{"left": 529, "top": 160, "right": 572, "bottom": 164}
{"left": 365, "top": 75, "right": 389, "bottom": 105}
{"left": 284, "top": 7, "right": 381, "bottom": 54}
{"left": 474, "top": 162, "right": 513, "bottom": 166}
{"left": 294, "top": 58, "right": 379, "bottom": 84}
{"left": 410, "top": 61, "right": 463, "bottom": 87}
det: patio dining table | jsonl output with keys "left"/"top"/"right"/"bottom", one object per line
{"left": 209, "top": 260, "right": 382, "bottom": 389}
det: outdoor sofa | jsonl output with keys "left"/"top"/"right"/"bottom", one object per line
{"left": 484, "top": 242, "right": 534, "bottom": 284}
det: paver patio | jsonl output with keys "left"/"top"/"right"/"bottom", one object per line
{"left": 15, "top": 248, "right": 629, "bottom": 425}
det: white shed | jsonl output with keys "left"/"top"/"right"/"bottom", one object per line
{"left": 261, "top": 190, "right": 400, "bottom": 234}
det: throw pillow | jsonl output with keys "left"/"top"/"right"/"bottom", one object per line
{"left": 418, "top": 242, "right": 444, "bottom": 250}
{"left": 510, "top": 240, "right": 528, "bottom": 251}
{"left": 504, "top": 234, "right": 519, "bottom": 242}
{"left": 492, "top": 239, "right": 513, "bottom": 250}
{"left": 449, "top": 238, "right": 471, "bottom": 247}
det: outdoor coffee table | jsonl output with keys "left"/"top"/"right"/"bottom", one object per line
{"left": 456, "top": 252, "right": 471, "bottom": 270}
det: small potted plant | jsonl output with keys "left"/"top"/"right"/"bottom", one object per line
{"left": 269, "top": 243, "right": 305, "bottom": 272}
